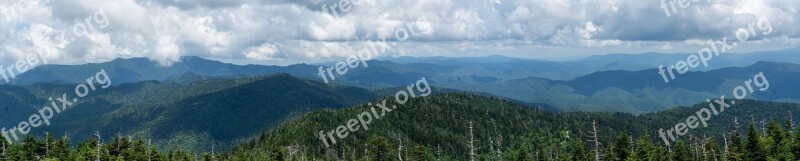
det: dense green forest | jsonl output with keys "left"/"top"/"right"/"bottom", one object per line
{"left": 5, "top": 93, "right": 799, "bottom": 160}
{"left": 214, "top": 93, "right": 800, "bottom": 160}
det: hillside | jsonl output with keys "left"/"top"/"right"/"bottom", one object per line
{"left": 0, "top": 74, "right": 382, "bottom": 152}
{"left": 223, "top": 93, "right": 800, "bottom": 160}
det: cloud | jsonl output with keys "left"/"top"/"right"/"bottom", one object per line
{"left": 0, "top": 0, "right": 798, "bottom": 65}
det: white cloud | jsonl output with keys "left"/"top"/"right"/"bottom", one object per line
{"left": 243, "top": 42, "right": 279, "bottom": 60}
{"left": 0, "top": 0, "right": 798, "bottom": 65}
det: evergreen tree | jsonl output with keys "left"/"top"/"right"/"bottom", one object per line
{"left": 633, "top": 137, "right": 654, "bottom": 161}
{"left": 610, "top": 134, "right": 631, "bottom": 161}
{"left": 672, "top": 140, "right": 692, "bottom": 161}
{"left": 408, "top": 145, "right": 434, "bottom": 161}
{"left": 729, "top": 125, "right": 744, "bottom": 161}
{"left": 570, "top": 140, "right": 592, "bottom": 161}
{"left": 51, "top": 135, "right": 72, "bottom": 160}
{"left": 270, "top": 148, "right": 285, "bottom": 161}
{"left": 795, "top": 127, "right": 800, "bottom": 160}
{"left": 20, "top": 135, "right": 42, "bottom": 160}
{"left": 745, "top": 123, "right": 766, "bottom": 161}
{"left": 368, "top": 136, "right": 392, "bottom": 161}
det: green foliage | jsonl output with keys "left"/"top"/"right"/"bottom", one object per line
{"left": 218, "top": 94, "right": 800, "bottom": 160}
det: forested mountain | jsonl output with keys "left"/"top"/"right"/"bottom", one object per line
{"left": 221, "top": 93, "right": 800, "bottom": 160}
{"left": 1, "top": 74, "right": 380, "bottom": 152}
{"left": 14, "top": 47, "right": 800, "bottom": 87}
{"left": 448, "top": 61, "right": 800, "bottom": 114}
{"left": 10, "top": 56, "right": 318, "bottom": 85}
{"left": 12, "top": 52, "right": 800, "bottom": 115}
{"left": 0, "top": 93, "right": 796, "bottom": 160}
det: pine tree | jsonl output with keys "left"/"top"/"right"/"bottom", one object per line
{"left": 729, "top": 118, "right": 744, "bottom": 161}
{"left": 610, "top": 133, "right": 631, "bottom": 161}
{"left": 794, "top": 127, "right": 800, "bottom": 159}
{"left": 52, "top": 134, "right": 71, "bottom": 160}
{"left": 21, "top": 135, "right": 43, "bottom": 160}
{"left": 672, "top": 140, "right": 692, "bottom": 161}
{"left": 570, "top": 140, "right": 592, "bottom": 161}
{"left": 745, "top": 123, "right": 766, "bottom": 161}
{"left": 633, "top": 136, "right": 655, "bottom": 161}
{"left": 409, "top": 145, "right": 434, "bottom": 161}
{"left": 270, "top": 148, "right": 285, "bottom": 161}
{"left": 368, "top": 136, "right": 391, "bottom": 161}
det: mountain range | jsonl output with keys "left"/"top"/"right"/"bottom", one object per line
{"left": 2, "top": 48, "right": 800, "bottom": 152}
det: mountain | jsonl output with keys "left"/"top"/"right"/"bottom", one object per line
{"left": 10, "top": 56, "right": 318, "bottom": 85}
{"left": 0, "top": 74, "right": 381, "bottom": 151}
{"left": 446, "top": 61, "right": 800, "bottom": 114}
{"left": 224, "top": 93, "right": 800, "bottom": 160}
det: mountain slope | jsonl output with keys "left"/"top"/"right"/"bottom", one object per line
{"left": 225, "top": 93, "right": 800, "bottom": 160}
{"left": 33, "top": 74, "right": 377, "bottom": 151}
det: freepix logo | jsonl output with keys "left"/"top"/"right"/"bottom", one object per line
{"left": 660, "top": 0, "right": 708, "bottom": 17}
{"left": 658, "top": 17, "right": 772, "bottom": 83}
{"left": 317, "top": 16, "right": 432, "bottom": 84}
{"left": 318, "top": 77, "right": 431, "bottom": 148}
{"left": 2, "top": 69, "right": 112, "bottom": 143}
{"left": 658, "top": 72, "right": 769, "bottom": 146}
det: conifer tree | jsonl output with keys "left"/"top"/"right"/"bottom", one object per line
{"left": 610, "top": 134, "right": 631, "bottom": 161}
{"left": 409, "top": 145, "right": 434, "bottom": 161}
{"left": 745, "top": 123, "right": 766, "bottom": 161}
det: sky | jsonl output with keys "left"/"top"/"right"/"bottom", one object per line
{"left": 0, "top": 0, "right": 798, "bottom": 66}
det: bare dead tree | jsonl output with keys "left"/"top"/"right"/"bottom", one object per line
{"left": 437, "top": 145, "right": 443, "bottom": 161}
{"left": 1, "top": 140, "right": 6, "bottom": 160}
{"left": 467, "top": 121, "right": 477, "bottom": 161}
{"left": 212, "top": 144, "right": 217, "bottom": 161}
{"left": 722, "top": 133, "right": 729, "bottom": 159}
{"left": 95, "top": 131, "right": 102, "bottom": 161}
{"left": 790, "top": 111, "right": 795, "bottom": 133}
{"left": 690, "top": 135, "right": 698, "bottom": 161}
{"left": 398, "top": 137, "right": 404, "bottom": 161}
{"left": 287, "top": 144, "right": 300, "bottom": 160}
{"left": 760, "top": 115, "right": 767, "bottom": 136}
{"left": 489, "top": 138, "right": 495, "bottom": 161}
{"left": 700, "top": 136, "right": 708, "bottom": 161}
{"left": 588, "top": 120, "right": 602, "bottom": 161}
{"left": 147, "top": 139, "right": 152, "bottom": 161}
{"left": 495, "top": 134, "right": 503, "bottom": 160}
{"left": 44, "top": 132, "right": 50, "bottom": 157}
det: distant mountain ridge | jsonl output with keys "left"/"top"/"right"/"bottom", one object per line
{"left": 13, "top": 47, "right": 800, "bottom": 87}
{"left": 447, "top": 61, "right": 799, "bottom": 114}
{"left": 10, "top": 56, "right": 319, "bottom": 85}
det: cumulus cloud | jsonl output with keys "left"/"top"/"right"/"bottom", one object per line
{"left": 0, "top": 0, "right": 798, "bottom": 65}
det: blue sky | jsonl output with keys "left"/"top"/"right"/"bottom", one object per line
{"left": 0, "top": 0, "right": 798, "bottom": 66}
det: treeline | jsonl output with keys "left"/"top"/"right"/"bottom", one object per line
{"left": 5, "top": 93, "right": 799, "bottom": 161}
{"left": 219, "top": 119, "right": 800, "bottom": 161}
{"left": 0, "top": 132, "right": 221, "bottom": 161}
{"left": 218, "top": 94, "right": 800, "bottom": 161}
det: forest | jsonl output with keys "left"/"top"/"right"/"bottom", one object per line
{"left": 3, "top": 93, "right": 798, "bottom": 161}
